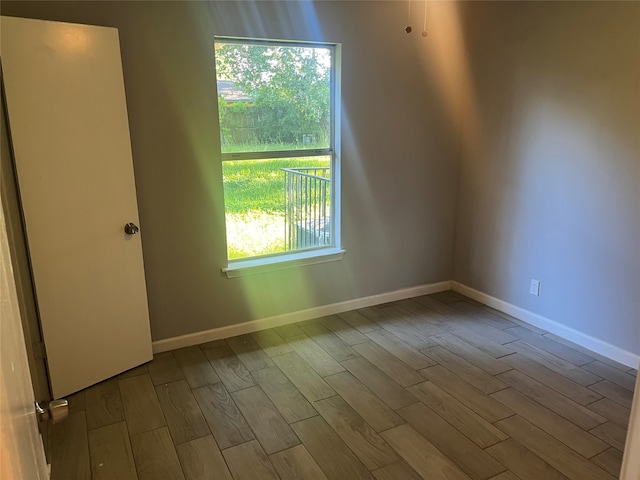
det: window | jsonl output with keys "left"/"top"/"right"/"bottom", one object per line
{"left": 215, "top": 38, "right": 341, "bottom": 275}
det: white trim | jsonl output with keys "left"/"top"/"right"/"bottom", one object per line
{"left": 152, "top": 280, "right": 451, "bottom": 353}
{"left": 222, "top": 148, "right": 332, "bottom": 162}
{"left": 621, "top": 372, "right": 640, "bottom": 479}
{"left": 223, "top": 248, "right": 345, "bottom": 278}
{"left": 451, "top": 281, "right": 640, "bottom": 369}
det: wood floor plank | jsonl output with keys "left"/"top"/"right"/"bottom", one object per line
{"left": 485, "top": 439, "right": 569, "bottom": 480}
{"left": 489, "top": 472, "right": 523, "bottom": 480}
{"left": 425, "top": 345, "right": 508, "bottom": 394}
{"left": 269, "top": 444, "right": 328, "bottom": 480}
{"left": 352, "top": 342, "right": 424, "bottom": 387}
{"left": 381, "top": 424, "right": 471, "bottom": 480}
{"left": 511, "top": 341, "right": 602, "bottom": 386}
{"left": 85, "top": 378, "right": 123, "bottom": 430}
{"left": 590, "top": 448, "right": 624, "bottom": 478}
{"left": 66, "top": 390, "right": 86, "bottom": 414}
{"left": 119, "top": 375, "right": 166, "bottom": 436}
{"left": 356, "top": 306, "right": 388, "bottom": 322}
{"left": 398, "top": 402, "right": 507, "bottom": 480}
{"left": 581, "top": 361, "right": 637, "bottom": 391}
{"left": 88, "top": 422, "right": 137, "bottom": 480}
{"left": 300, "top": 321, "right": 360, "bottom": 361}
{"left": 586, "top": 397, "right": 631, "bottom": 427}
{"left": 337, "top": 309, "right": 381, "bottom": 334}
{"left": 271, "top": 351, "right": 335, "bottom": 402}
{"left": 396, "top": 306, "right": 447, "bottom": 338}
{"left": 447, "top": 316, "right": 518, "bottom": 346}
{"left": 365, "top": 329, "right": 436, "bottom": 370}
{"left": 147, "top": 352, "right": 184, "bottom": 386}
{"left": 155, "top": 379, "right": 210, "bottom": 446}
{"left": 232, "top": 386, "right": 300, "bottom": 454}
{"left": 341, "top": 357, "right": 418, "bottom": 410}
{"left": 173, "top": 346, "right": 220, "bottom": 388}
{"left": 436, "top": 322, "right": 517, "bottom": 358}
{"left": 408, "top": 381, "right": 507, "bottom": 448}
{"left": 412, "top": 295, "right": 458, "bottom": 315}
{"left": 222, "top": 439, "right": 280, "bottom": 480}
{"left": 419, "top": 365, "right": 513, "bottom": 422}
{"left": 372, "top": 462, "right": 422, "bottom": 480}
{"left": 319, "top": 314, "right": 370, "bottom": 345}
{"left": 392, "top": 298, "right": 430, "bottom": 312}
{"left": 202, "top": 344, "right": 256, "bottom": 392}
{"left": 226, "top": 334, "right": 275, "bottom": 371}
{"left": 117, "top": 364, "right": 149, "bottom": 380}
{"left": 430, "top": 290, "right": 465, "bottom": 304}
{"left": 273, "top": 323, "right": 305, "bottom": 339}
{"left": 377, "top": 305, "right": 438, "bottom": 349}
{"left": 440, "top": 295, "right": 500, "bottom": 318}
{"left": 543, "top": 332, "right": 632, "bottom": 372}
{"left": 501, "top": 353, "right": 602, "bottom": 405}
{"left": 450, "top": 301, "right": 517, "bottom": 330}
{"left": 250, "top": 329, "right": 294, "bottom": 357}
{"left": 481, "top": 305, "right": 547, "bottom": 334}
{"left": 130, "top": 427, "right": 184, "bottom": 480}
{"left": 503, "top": 326, "right": 594, "bottom": 366}
{"left": 589, "top": 421, "right": 627, "bottom": 451}
{"left": 252, "top": 366, "right": 317, "bottom": 423}
{"left": 496, "top": 369, "right": 606, "bottom": 430}
{"left": 286, "top": 334, "right": 345, "bottom": 376}
{"left": 324, "top": 371, "right": 404, "bottom": 432}
{"left": 495, "top": 415, "right": 616, "bottom": 480}
{"left": 394, "top": 298, "right": 445, "bottom": 321}
{"left": 291, "top": 416, "right": 373, "bottom": 480}
{"left": 175, "top": 435, "right": 232, "bottom": 480}
{"left": 51, "top": 411, "right": 90, "bottom": 480}
{"left": 313, "top": 395, "right": 398, "bottom": 470}
{"left": 490, "top": 388, "right": 608, "bottom": 458}
{"left": 432, "top": 332, "right": 511, "bottom": 375}
{"left": 197, "top": 339, "right": 226, "bottom": 349}
{"left": 589, "top": 380, "right": 634, "bottom": 409}
{"left": 192, "top": 383, "right": 254, "bottom": 449}
{"left": 453, "top": 297, "right": 507, "bottom": 315}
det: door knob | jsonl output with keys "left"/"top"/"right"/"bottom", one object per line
{"left": 124, "top": 223, "right": 139, "bottom": 235}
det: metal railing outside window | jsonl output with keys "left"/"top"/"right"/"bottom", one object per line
{"left": 281, "top": 167, "right": 331, "bottom": 251}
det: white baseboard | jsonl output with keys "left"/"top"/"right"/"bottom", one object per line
{"left": 451, "top": 281, "right": 640, "bottom": 369}
{"left": 153, "top": 280, "right": 451, "bottom": 353}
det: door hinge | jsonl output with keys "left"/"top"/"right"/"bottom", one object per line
{"left": 32, "top": 341, "right": 47, "bottom": 360}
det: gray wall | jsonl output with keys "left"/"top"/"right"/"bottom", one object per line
{"left": 1, "top": 1, "right": 459, "bottom": 341}
{"left": 453, "top": 2, "right": 640, "bottom": 355}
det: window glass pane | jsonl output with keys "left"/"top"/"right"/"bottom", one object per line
{"left": 215, "top": 42, "right": 331, "bottom": 153}
{"left": 223, "top": 156, "right": 331, "bottom": 260}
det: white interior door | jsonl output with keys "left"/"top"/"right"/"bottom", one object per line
{"left": 1, "top": 16, "right": 153, "bottom": 399}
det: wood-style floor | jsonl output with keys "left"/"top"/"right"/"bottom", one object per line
{"left": 49, "top": 291, "right": 637, "bottom": 480}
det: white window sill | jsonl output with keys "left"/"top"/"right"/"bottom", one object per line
{"left": 222, "top": 248, "right": 345, "bottom": 278}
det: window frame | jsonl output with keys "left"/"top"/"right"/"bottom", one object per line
{"left": 215, "top": 36, "right": 343, "bottom": 277}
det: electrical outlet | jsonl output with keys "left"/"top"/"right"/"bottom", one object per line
{"left": 530, "top": 279, "right": 540, "bottom": 296}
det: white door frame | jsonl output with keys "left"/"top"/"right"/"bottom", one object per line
{"left": 1, "top": 192, "right": 49, "bottom": 480}
{"left": 620, "top": 370, "right": 640, "bottom": 479}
